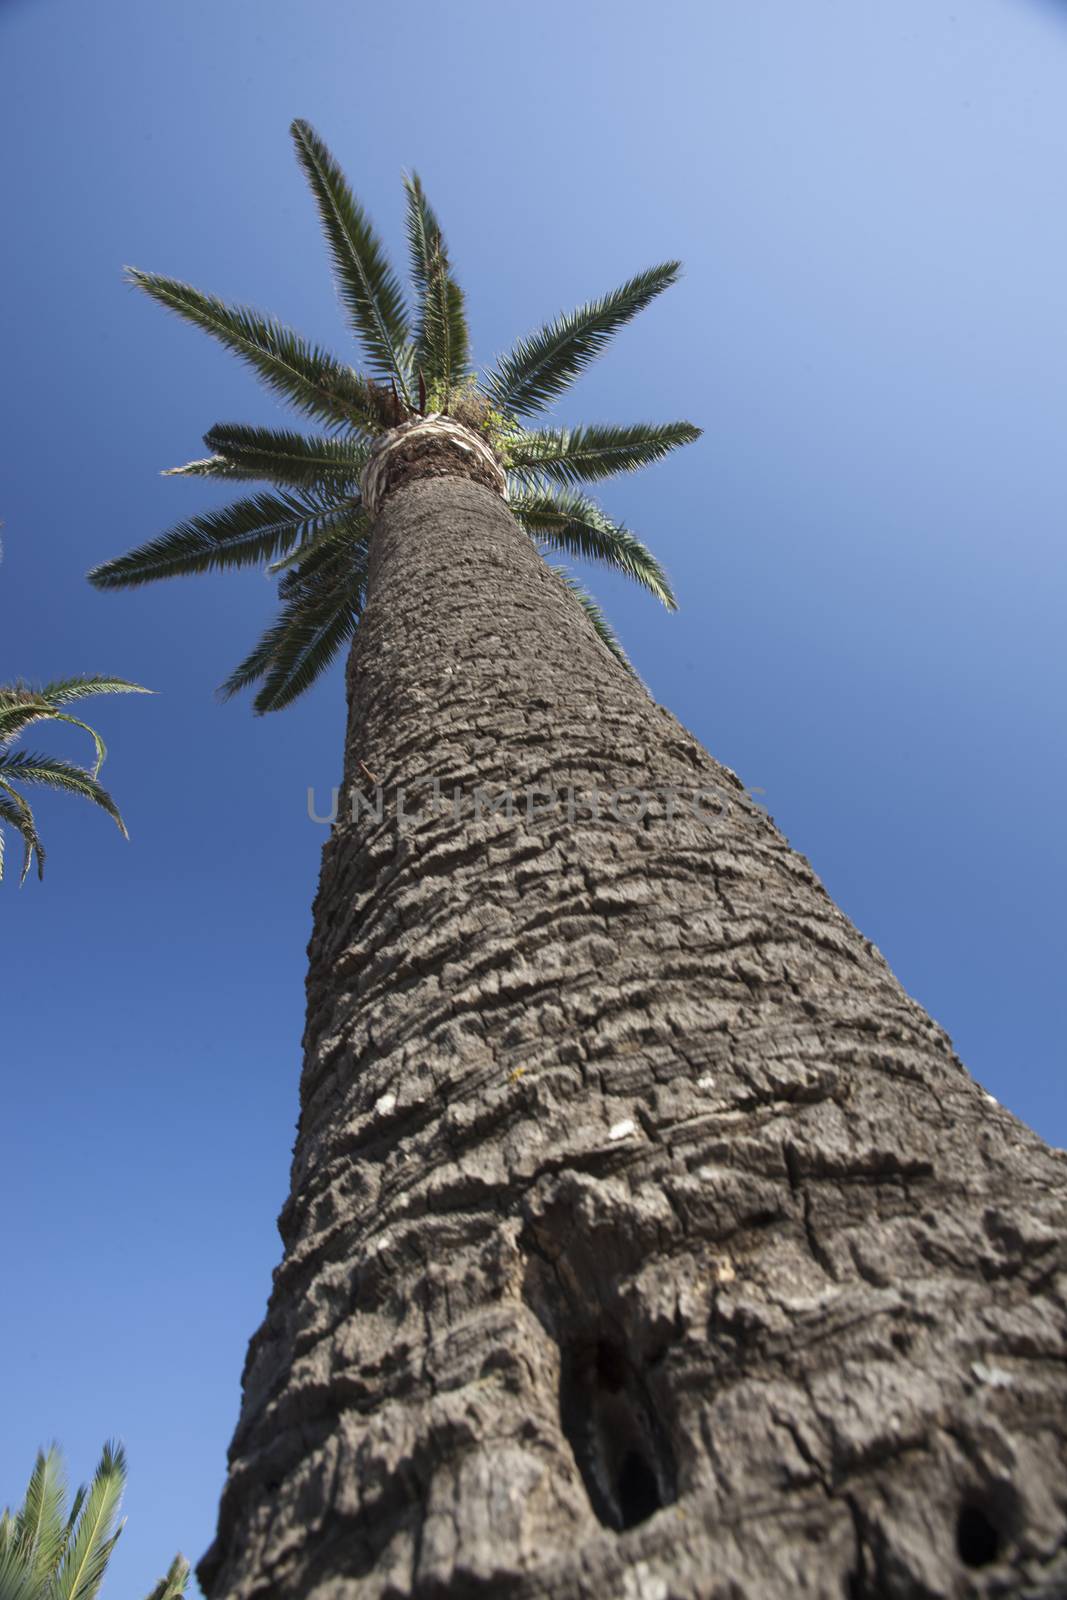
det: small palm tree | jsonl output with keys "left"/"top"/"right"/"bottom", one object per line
{"left": 0, "top": 677, "right": 149, "bottom": 883}
{"left": 88, "top": 119, "right": 700, "bottom": 697}
{"left": 0, "top": 1442, "right": 188, "bottom": 1599}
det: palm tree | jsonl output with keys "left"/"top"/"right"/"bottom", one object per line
{"left": 0, "top": 678, "right": 148, "bottom": 883}
{"left": 90, "top": 122, "right": 1067, "bottom": 1599}
{"left": 0, "top": 1442, "right": 188, "bottom": 1599}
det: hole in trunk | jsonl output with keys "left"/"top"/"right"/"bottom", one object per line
{"left": 616, "top": 1449, "right": 661, "bottom": 1527}
{"left": 559, "top": 1336, "right": 673, "bottom": 1532}
{"left": 956, "top": 1501, "right": 1001, "bottom": 1567}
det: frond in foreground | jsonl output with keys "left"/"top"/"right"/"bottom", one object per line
{"left": 0, "top": 677, "right": 148, "bottom": 883}
{"left": 0, "top": 1441, "right": 188, "bottom": 1598}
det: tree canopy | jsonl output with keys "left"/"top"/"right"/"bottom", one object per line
{"left": 89, "top": 121, "right": 700, "bottom": 709}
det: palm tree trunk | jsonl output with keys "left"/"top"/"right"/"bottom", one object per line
{"left": 199, "top": 439, "right": 1067, "bottom": 1600}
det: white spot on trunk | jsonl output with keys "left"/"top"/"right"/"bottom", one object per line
{"left": 983, "top": 1093, "right": 999, "bottom": 1106}
{"left": 697, "top": 1074, "right": 715, "bottom": 1090}
{"left": 972, "top": 1361, "right": 1013, "bottom": 1388}
{"left": 375, "top": 1092, "right": 397, "bottom": 1115}
{"left": 608, "top": 1118, "right": 635, "bottom": 1141}
{"left": 621, "top": 1566, "right": 668, "bottom": 1600}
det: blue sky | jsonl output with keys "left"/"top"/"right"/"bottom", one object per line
{"left": 2, "top": 0, "right": 1065, "bottom": 1589}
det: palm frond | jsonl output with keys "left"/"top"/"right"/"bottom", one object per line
{"left": 0, "top": 1545, "right": 38, "bottom": 1600}
{"left": 508, "top": 420, "right": 701, "bottom": 486}
{"left": 160, "top": 456, "right": 263, "bottom": 481}
{"left": 144, "top": 1553, "right": 191, "bottom": 1600}
{"left": 164, "top": 427, "right": 369, "bottom": 490}
{"left": 11, "top": 1446, "right": 68, "bottom": 1582}
{"left": 0, "top": 679, "right": 148, "bottom": 878}
{"left": 485, "top": 261, "right": 681, "bottom": 418}
{"left": 126, "top": 270, "right": 383, "bottom": 431}
{"left": 200, "top": 425, "right": 369, "bottom": 490}
{"left": 291, "top": 120, "right": 411, "bottom": 395}
{"left": 0, "top": 781, "right": 45, "bottom": 883}
{"left": 221, "top": 535, "right": 368, "bottom": 712}
{"left": 65, "top": 1487, "right": 87, "bottom": 1541}
{"left": 0, "top": 753, "right": 128, "bottom": 837}
{"left": 88, "top": 489, "right": 355, "bottom": 589}
{"left": 509, "top": 487, "right": 677, "bottom": 609}
{"left": 403, "top": 171, "right": 470, "bottom": 398}
{"left": 24, "top": 677, "right": 149, "bottom": 710}
{"left": 265, "top": 503, "right": 367, "bottom": 577}
{"left": 54, "top": 1441, "right": 126, "bottom": 1600}
{"left": 549, "top": 566, "right": 634, "bottom": 672}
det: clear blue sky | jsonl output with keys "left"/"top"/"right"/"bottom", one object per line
{"left": 2, "top": 0, "right": 1065, "bottom": 1590}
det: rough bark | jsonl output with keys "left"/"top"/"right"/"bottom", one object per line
{"left": 200, "top": 445, "right": 1067, "bottom": 1600}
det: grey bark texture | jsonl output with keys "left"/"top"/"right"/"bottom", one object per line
{"left": 200, "top": 439, "right": 1067, "bottom": 1600}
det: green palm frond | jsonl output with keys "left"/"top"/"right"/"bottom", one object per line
{"left": 145, "top": 1554, "right": 192, "bottom": 1600}
{"left": 64, "top": 1488, "right": 87, "bottom": 1543}
{"left": 0, "top": 1545, "right": 39, "bottom": 1600}
{"left": 160, "top": 456, "right": 263, "bottom": 481}
{"left": 11, "top": 1446, "right": 67, "bottom": 1584}
{"left": 201, "top": 425, "right": 369, "bottom": 489}
{"left": 126, "top": 270, "right": 383, "bottom": 432}
{"left": 22, "top": 677, "right": 149, "bottom": 711}
{"left": 222, "top": 533, "right": 369, "bottom": 712}
{"left": 485, "top": 262, "right": 681, "bottom": 418}
{"left": 291, "top": 120, "right": 412, "bottom": 396}
{"left": 88, "top": 489, "right": 355, "bottom": 589}
{"left": 509, "top": 487, "right": 677, "bottom": 609}
{"left": 0, "top": 680, "right": 148, "bottom": 774}
{"left": 52, "top": 1441, "right": 126, "bottom": 1600}
{"left": 163, "top": 427, "right": 368, "bottom": 491}
{"left": 265, "top": 501, "right": 368, "bottom": 576}
{"left": 508, "top": 420, "right": 701, "bottom": 487}
{"left": 1, "top": 1445, "right": 186, "bottom": 1599}
{"left": 99, "top": 140, "right": 697, "bottom": 714}
{"left": 403, "top": 171, "right": 470, "bottom": 400}
{"left": 0, "top": 752, "right": 128, "bottom": 839}
{"left": 0, "top": 678, "right": 147, "bottom": 883}
{"left": 550, "top": 566, "right": 634, "bottom": 672}
{"left": 0, "top": 782, "right": 45, "bottom": 883}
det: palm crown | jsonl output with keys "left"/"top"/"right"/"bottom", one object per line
{"left": 89, "top": 120, "right": 700, "bottom": 712}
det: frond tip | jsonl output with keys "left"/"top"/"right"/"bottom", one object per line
{"left": 549, "top": 565, "right": 635, "bottom": 673}
{"left": 403, "top": 170, "right": 470, "bottom": 400}
{"left": 508, "top": 420, "right": 701, "bottom": 487}
{"left": 509, "top": 487, "right": 677, "bottom": 610}
{"left": 291, "top": 119, "right": 412, "bottom": 395}
{"left": 126, "top": 269, "right": 385, "bottom": 432}
{"left": 486, "top": 261, "right": 682, "bottom": 418}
